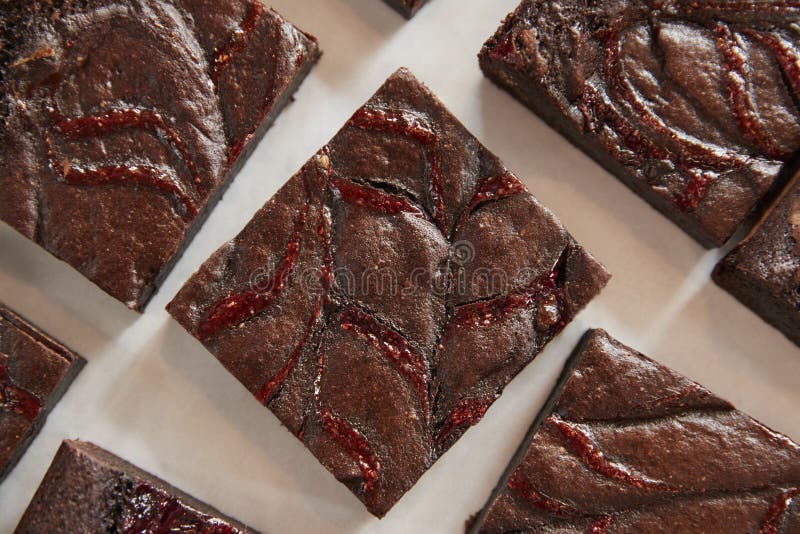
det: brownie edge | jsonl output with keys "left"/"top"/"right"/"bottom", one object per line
{"left": 383, "top": 0, "right": 431, "bottom": 18}
{"left": 16, "top": 440, "right": 258, "bottom": 533}
{"left": 0, "top": 304, "right": 85, "bottom": 483}
{"left": 479, "top": 1, "right": 800, "bottom": 248}
{"left": 713, "top": 170, "right": 800, "bottom": 347}
{"left": 468, "top": 330, "right": 800, "bottom": 533}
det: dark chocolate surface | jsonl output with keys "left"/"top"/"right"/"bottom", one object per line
{"left": 167, "top": 68, "right": 610, "bottom": 517}
{"left": 480, "top": 0, "right": 800, "bottom": 247}
{"left": 16, "top": 440, "right": 257, "bottom": 533}
{"left": 714, "top": 170, "right": 800, "bottom": 347}
{"left": 0, "top": 0, "right": 320, "bottom": 310}
{"left": 383, "top": 0, "right": 431, "bottom": 18}
{"left": 469, "top": 329, "right": 800, "bottom": 533}
{"left": 0, "top": 304, "right": 84, "bottom": 484}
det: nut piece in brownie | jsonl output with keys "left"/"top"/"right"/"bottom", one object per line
{"left": 0, "top": 0, "right": 320, "bottom": 310}
{"left": 469, "top": 329, "right": 800, "bottom": 533}
{"left": 167, "top": 68, "right": 610, "bottom": 517}
{"left": 714, "top": 170, "right": 800, "bottom": 347}
{"left": 383, "top": 0, "right": 431, "bottom": 18}
{"left": 479, "top": 1, "right": 800, "bottom": 247}
{"left": 0, "top": 304, "right": 84, "bottom": 484}
{"left": 16, "top": 440, "right": 258, "bottom": 533}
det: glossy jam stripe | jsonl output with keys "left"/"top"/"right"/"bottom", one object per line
{"left": 507, "top": 469, "right": 579, "bottom": 516}
{"left": 319, "top": 406, "right": 381, "bottom": 502}
{"left": 196, "top": 176, "right": 312, "bottom": 340}
{"left": 434, "top": 395, "right": 497, "bottom": 447}
{"left": 54, "top": 108, "right": 206, "bottom": 192}
{"left": 46, "top": 139, "right": 199, "bottom": 218}
{"left": 211, "top": 1, "right": 265, "bottom": 82}
{"left": 340, "top": 306, "right": 431, "bottom": 421}
{"left": 715, "top": 24, "right": 785, "bottom": 159}
{"left": 349, "top": 107, "right": 448, "bottom": 232}
{"left": 0, "top": 363, "right": 43, "bottom": 421}
{"left": 255, "top": 203, "right": 333, "bottom": 405}
{"left": 120, "top": 483, "right": 237, "bottom": 534}
{"left": 455, "top": 173, "right": 527, "bottom": 232}
{"left": 547, "top": 415, "right": 671, "bottom": 491}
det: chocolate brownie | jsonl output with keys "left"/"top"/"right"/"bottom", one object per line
{"left": 0, "top": 0, "right": 320, "bottom": 310}
{"left": 383, "top": 0, "right": 431, "bottom": 18}
{"left": 167, "top": 68, "right": 611, "bottom": 517}
{"left": 469, "top": 329, "right": 800, "bottom": 533}
{"left": 479, "top": 1, "right": 800, "bottom": 247}
{"left": 0, "top": 304, "right": 84, "bottom": 484}
{"left": 16, "top": 440, "right": 257, "bottom": 533}
{"left": 714, "top": 170, "right": 800, "bottom": 347}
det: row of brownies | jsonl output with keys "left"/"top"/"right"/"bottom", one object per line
{"left": 5, "top": 304, "right": 800, "bottom": 531}
{"left": 1, "top": 0, "right": 799, "bottom": 532}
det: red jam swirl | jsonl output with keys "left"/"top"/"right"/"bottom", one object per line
{"left": 547, "top": 415, "right": 671, "bottom": 491}
{"left": 455, "top": 173, "right": 527, "bottom": 232}
{"left": 507, "top": 468, "right": 578, "bottom": 516}
{"left": 319, "top": 406, "right": 381, "bottom": 501}
{"left": 211, "top": 1, "right": 265, "bottom": 82}
{"left": 348, "top": 107, "right": 448, "bottom": 233}
{"left": 331, "top": 177, "right": 423, "bottom": 216}
{"left": 339, "top": 306, "right": 431, "bottom": 421}
{"left": 196, "top": 177, "right": 312, "bottom": 341}
{"left": 120, "top": 483, "right": 238, "bottom": 534}
{"left": 447, "top": 246, "right": 571, "bottom": 334}
{"left": 55, "top": 108, "right": 206, "bottom": 193}
{"left": 434, "top": 395, "right": 497, "bottom": 447}
{"left": 255, "top": 207, "right": 332, "bottom": 405}
{"left": 0, "top": 363, "right": 43, "bottom": 421}
{"left": 715, "top": 23, "right": 785, "bottom": 159}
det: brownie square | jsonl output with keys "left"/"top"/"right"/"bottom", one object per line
{"left": 383, "top": 0, "right": 431, "bottom": 18}
{"left": 469, "top": 329, "right": 800, "bottom": 533}
{"left": 0, "top": 0, "right": 320, "bottom": 310}
{"left": 0, "top": 304, "right": 84, "bottom": 483}
{"left": 16, "top": 440, "right": 258, "bottom": 533}
{"left": 714, "top": 170, "right": 800, "bottom": 347}
{"left": 479, "top": 1, "right": 800, "bottom": 247}
{"left": 167, "top": 68, "right": 610, "bottom": 517}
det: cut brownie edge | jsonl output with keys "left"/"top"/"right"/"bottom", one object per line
{"left": 466, "top": 329, "right": 595, "bottom": 534}
{"left": 0, "top": 305, "right": 86, "bottom": 483}
{"left": 383, "top": 0, "right": 430, "bottom": 18}
{"left": 16, "top": 440, "right": 258, "bottom": 533}
{"left": 141, "top": 40, "right": 322, "bottom": 312}
{"left": 713, "top": 168, "right": 800, "bottom": 347}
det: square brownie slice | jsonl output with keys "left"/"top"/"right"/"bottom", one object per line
{"left": 479, "top": 1, "right": 800, "bottom": 247}
{"left": 167, "top": 68, "right": 610, "bottom": 517}
{"left": 383, "top": 0, "right": 431, "bottom": 18}
{"left": 0, "top": 304, "right": 85, "bottom": 483}
{"left": 469, "top": 329, "right": 800, "bottom": 533}
{"left": 0, "top": 0, "right": 320, "bottom": 310}
{"left": 16, "top": 440, "right": 258, "bottom": 533}
{"left": 714, "top": 170, "right": 800, "bottom": 347}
